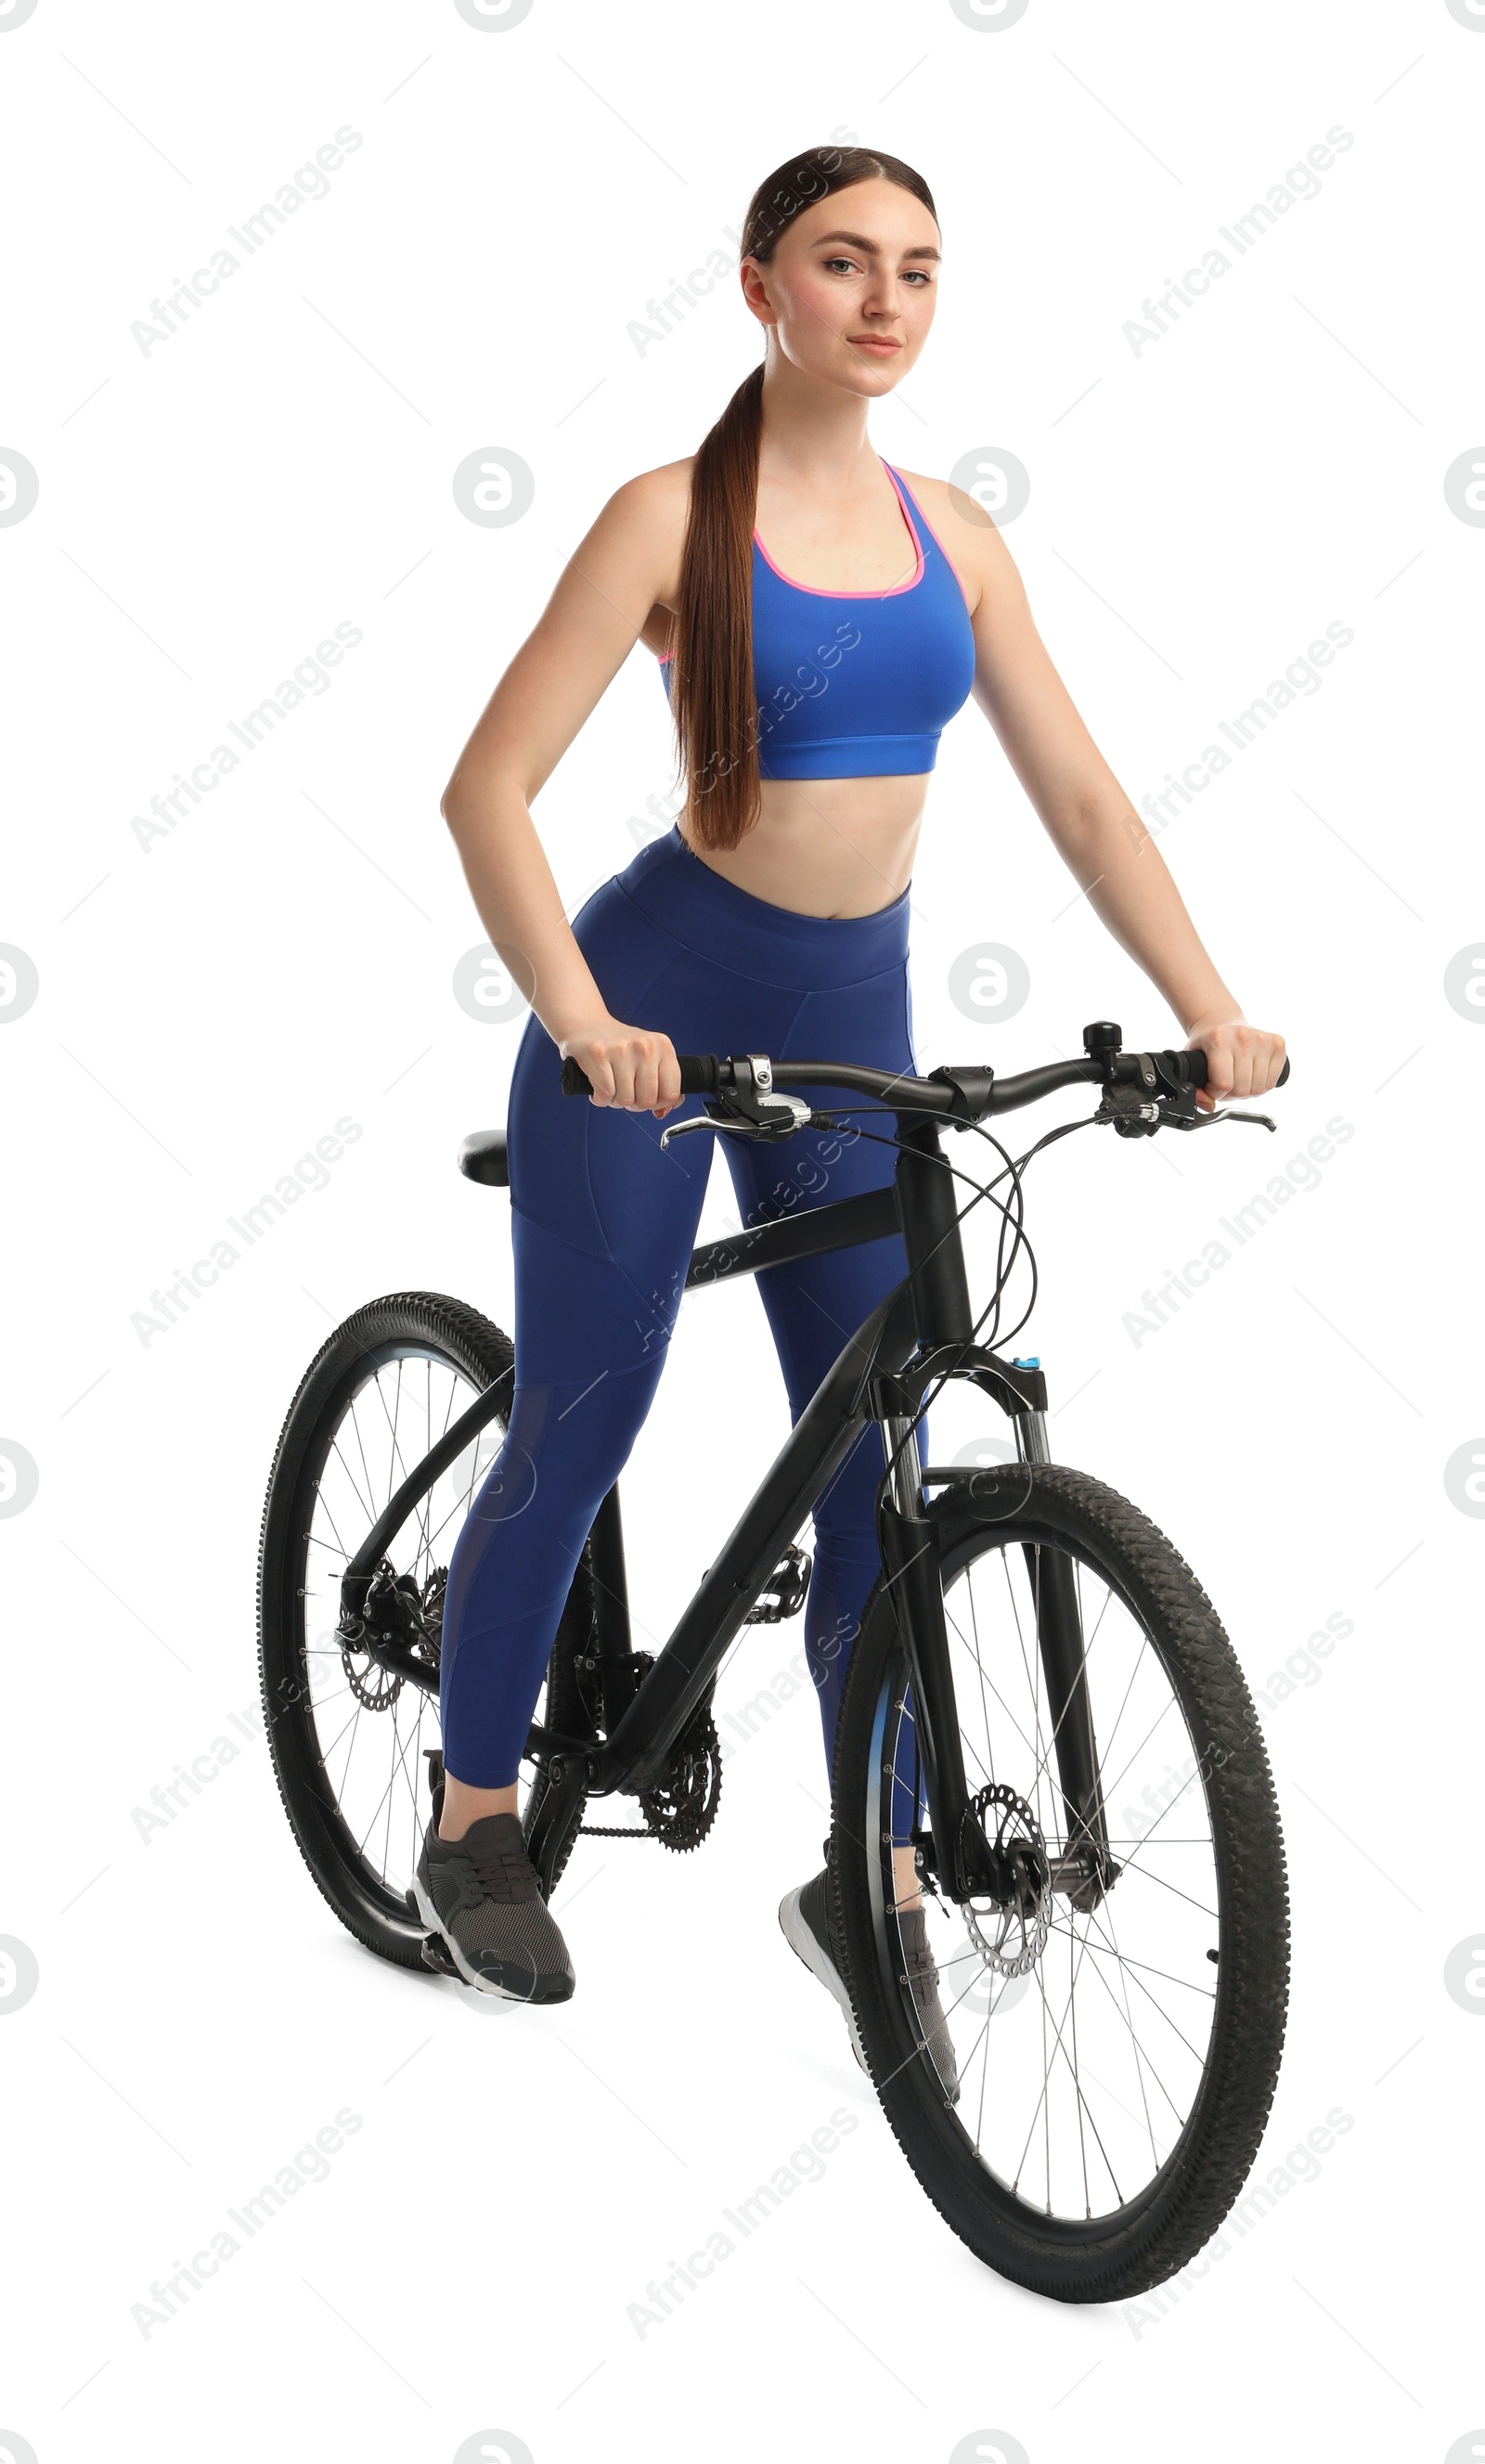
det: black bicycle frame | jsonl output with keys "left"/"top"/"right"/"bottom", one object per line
{"left": 338, "top": 1111, "right": 1111, "bottom": 1906}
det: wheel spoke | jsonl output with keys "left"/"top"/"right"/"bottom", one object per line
{"left": 1110, "top": 1858, "right": 1218, "bottom": 1921}
{"left": 1094, "top": 1890, "right": 1169, "bottom": 2161}
{"left": 1107, "top": 1761, "right": 1211, "bottom": 1881}
{"left": 1096, "top": 1693, "right": 1186, "bottom": 1818}
{"left": 1073, "top": 1903, "right": 1212, "bottom": 2064}
{"left": 327, "top": 1434, "right": 375, "bottom": 1533}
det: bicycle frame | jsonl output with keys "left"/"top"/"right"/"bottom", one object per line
{"left": 337, "top": 1109, "right": 1110, "bottom": 1907}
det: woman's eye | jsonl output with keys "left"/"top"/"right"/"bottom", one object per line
{"left": 902, "top": 269, "right": 933, "bottom": 288}
{"left": 822, "top": 256, "right": 859, "bottom": 275}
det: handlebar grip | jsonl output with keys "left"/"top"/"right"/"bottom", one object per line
{"left": 559, "top": 1052, "right": 720, "bottom": 1099}
{"left": 1182, "top": 1051, "right": 1291, "bottom": 1091}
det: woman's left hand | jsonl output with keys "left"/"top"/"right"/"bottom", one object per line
{"left": 1184, "top": 1016, "right": 1286, "bottom": 1113}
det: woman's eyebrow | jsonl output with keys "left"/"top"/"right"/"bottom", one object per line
{"left": 811, "top": 228, "right": 941, "bottom": 262}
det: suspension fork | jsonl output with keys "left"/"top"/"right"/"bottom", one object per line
{"left": 1015, "top": 1408, "right": 1114, "bottom": 1903}
{"left": 875, "top": 1394, "right": 1116, "bottom": 1907}
{"left": 875, "top": 1112, "right": 999, "bottom": 1903}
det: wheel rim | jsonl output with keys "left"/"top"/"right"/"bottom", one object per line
{"left": 294, "top": 1341, "right": 504, "bottom": 1911}
{"left": 864, "top": 1526, "right": 1225, "bottom": 2233}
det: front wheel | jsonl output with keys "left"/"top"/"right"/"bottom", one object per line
{"left": 830, "top": 1463, "right": 1289, "bottom": 2303}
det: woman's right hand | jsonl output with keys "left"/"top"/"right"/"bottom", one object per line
{"left": 558, "top": 1016, "right": 683, "bottom": 1116}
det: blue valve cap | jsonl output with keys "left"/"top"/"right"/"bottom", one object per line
{"left": 1012, "top": 1356, "right": 1040, "bottom": 1369}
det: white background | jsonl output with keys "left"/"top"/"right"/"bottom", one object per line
{"left": 2, "top": 1, "right": 1481, "bottom": 2457}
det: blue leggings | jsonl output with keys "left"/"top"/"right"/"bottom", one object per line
{"left": 439, "top": 828, "right": 924, "bottom": 1832}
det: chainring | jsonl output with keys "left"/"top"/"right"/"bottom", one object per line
{"left": 571, "top": 1648, "right": 723, "bottom": 1852}
{"left": 638, "top": 1704, "right": 723, "bottom": 1851}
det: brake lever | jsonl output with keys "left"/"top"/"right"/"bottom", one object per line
{"left": 659, "top": 1112, "right": 761, "bottom": 1150}
{"left": 1164, "top": 1103, "right": 1277, "bottom": 1133}
{"left": 659, "top": 1092, "right": 817, "bottom": 1151}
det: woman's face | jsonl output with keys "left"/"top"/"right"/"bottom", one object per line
{"left": 742, "top": 179, "right": 941, "bottom": 397}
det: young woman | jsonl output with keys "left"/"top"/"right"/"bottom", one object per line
{"left": 417, "top": 147, "right": 1286, "bottom": 2033}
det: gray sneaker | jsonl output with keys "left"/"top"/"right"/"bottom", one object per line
{"left": 779, "top": 1866, "right": 868, "bottom": 2073}
{"left": 413, "top": 1811, "right": 575, "bottom": 2002}
{"left": 897, "top": 1903, "right": 960, "bottom": 2104}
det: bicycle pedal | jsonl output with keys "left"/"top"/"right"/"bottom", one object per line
{"left": 419, "top": 1931, "right": 461, "bottom": 1979}
{"left": 404, "top": 1884, "right": 461, "bottom": 1980}
{"left": 745, "top": 1542, "right": 811, "bottom": 1624}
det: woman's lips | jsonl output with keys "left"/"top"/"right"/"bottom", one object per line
{"left": 847, "top": 336, "right": 902, "bottom": 355}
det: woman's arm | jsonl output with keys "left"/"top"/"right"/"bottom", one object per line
{"left": 441, "top": 462, "right": 690, "bottom": 1112}
{"left": 935, "top": 483, "right": 1285, "bottom": 1106}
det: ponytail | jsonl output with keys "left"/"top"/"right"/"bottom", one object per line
{"left": 669, "top": 366, "right": 764, "bottom": 852}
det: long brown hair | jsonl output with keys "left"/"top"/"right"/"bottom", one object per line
{"left": 669, "top": 147, "right": 938, "bottom": 852}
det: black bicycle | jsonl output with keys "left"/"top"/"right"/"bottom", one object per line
{"left": 257, "top": 1018, "right": 1291, "bottom": 2303}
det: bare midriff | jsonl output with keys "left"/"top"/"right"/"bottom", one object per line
{"left": 676, "top": 768, "right": 931, "bottom": 920}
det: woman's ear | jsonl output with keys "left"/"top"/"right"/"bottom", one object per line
{"left": 740, "top": 257, "right": 777, "bottom": 329}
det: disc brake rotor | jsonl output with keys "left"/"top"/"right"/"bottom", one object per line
{"left": 339, "top": 1564, "right": 445, "bottom": 1712}
{"left": 961, "top": 1782, "right": 1052, "bottom": 1979}
{"left": 340, "top": 1648, "right": 403, "bottom": 1712}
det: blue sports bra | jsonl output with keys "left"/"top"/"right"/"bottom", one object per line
{"left": 660, "top": 459, "right": 975, "bottom": 780}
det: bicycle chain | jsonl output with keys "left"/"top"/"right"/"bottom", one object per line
{"left": 575, "top": 1705, "right": 723, "bottom": 1852}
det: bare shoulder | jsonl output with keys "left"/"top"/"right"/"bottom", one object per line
{"left": 626, "top": 455, "right": 696, "bottom": 504}
{"left": 895, "top": 467, "right": 1023, "bottom": 611}
{"left": 574, "top": 458, "right": 693, "bottom": 620}
{"left": 600, "top": 457, "right": 694, "bottom": 542}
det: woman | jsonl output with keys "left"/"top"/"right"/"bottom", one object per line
{"left": 416, "top": 147, "right": 1286, "bottom": 2031}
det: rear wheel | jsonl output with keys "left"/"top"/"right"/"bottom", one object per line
{"left": 256, "top": 1292, "right": 598, "bottom": 1965}
{"left": 830, "top": 1463, "right": 1289, "bottom": 2302}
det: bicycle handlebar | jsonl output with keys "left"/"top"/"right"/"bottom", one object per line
{"left": 559, "top": 1042, "right": 1290, "bottom": 1117}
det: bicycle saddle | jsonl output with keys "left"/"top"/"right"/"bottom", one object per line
{"left": 458, "top": 1128, "right": 509, "bottom": 1188}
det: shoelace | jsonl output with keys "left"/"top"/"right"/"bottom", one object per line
{"left": 452, "top": 1828, "right": 538, "bottom": 1907}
